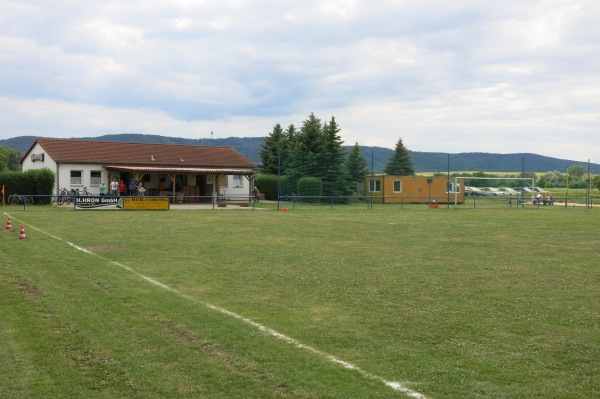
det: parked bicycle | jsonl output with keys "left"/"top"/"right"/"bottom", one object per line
{"left": 8, "top": 193, "right": 34, "bottom": 205}
{"left": 77, "top": 187, "right": 92, "bottom": 197}
{"left": 73, "top": 187, "right": 91, "bottom": 196}
{"left": 56, "top": 188, "right": 73, "bottom": 205}
{"left": 56, "top": 187, "right": 92, "bottom": 205}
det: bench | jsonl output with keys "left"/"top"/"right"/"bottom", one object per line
{"left": 533, "top": 198, "right": 554, "bottom": 206}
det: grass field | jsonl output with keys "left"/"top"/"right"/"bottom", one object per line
{"left": 1, "top": 204, "right": 598, "bottom": 398}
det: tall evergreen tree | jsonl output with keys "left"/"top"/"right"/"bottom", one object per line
{"left": 296, "top": 113, "right": 323, "bottom": 154}
{"left": 384, "top": 138, "right": 414, "bottom": 176}
{"left": 345, "top": 142, "right": 369, "bottom": 185}
{"left": 284, "top": 124, "right": 297, "bottom": 143}
{"left": 319, "top": 117, "right": 350, "bottom": 196}
{"left": 259, "top": 123, "right": 286, "bottom": 174}
{"left": 285, "top": 114, "right": 323, "bottom": 194}
{"left": 260, "top": 114, "right": 353, "bottom": 197}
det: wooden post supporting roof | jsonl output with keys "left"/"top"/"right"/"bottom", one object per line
{"left": 167, "top": 173, "right": 176, "bottom": 197}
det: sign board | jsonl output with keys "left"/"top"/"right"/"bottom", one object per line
{"left": 31, "top": 153, "right": 45, "bottom": 162}
{"left": 74, "top": 196, "right": 123, "bottom": 210}
{"left": 124, "top": 197, "right": 170, "bottom": 210}
{"left": 74, "top": 196, "right": 169, "bottom": 210}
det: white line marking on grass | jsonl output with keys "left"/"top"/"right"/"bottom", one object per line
{"left": 15, "top": 217, "right": 428, "bottom": 399}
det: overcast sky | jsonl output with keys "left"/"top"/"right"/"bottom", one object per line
{"left": 1, "top": 1, "right": 598, "bottom": 162}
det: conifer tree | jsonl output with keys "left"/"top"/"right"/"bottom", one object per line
{"left": 284, "top": 124, "right": 297, "bottom": 143}
{"left": 320, "top": 116, "right": 350, "bottom": 196}
{"left": 345, "top": 142, "right": 369, "bottom": 185}
{"left": 259, "top": 123, "right": 286, "bottom": 174}
{"left": 259, "top": 114, "right": 353, "bottom": 198}
{"left": 296, "top": 113, "right": 323, "bottom": 154}
{"left": 384, "top": 138, "right": 415, "bottom": 176}
{"left": 285, "top": 114, "right": 322, "bottom": 193}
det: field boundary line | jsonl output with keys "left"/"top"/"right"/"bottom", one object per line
{"left": 8, "top": 214, "right": 428, "bottom": 399}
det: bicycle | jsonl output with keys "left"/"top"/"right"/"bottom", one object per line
{"left": 71, "top": 187, "right": 91, "bottom": 196}
{"left": 78, "top": 187, "right": 91, "bottom": 196}
{"left": 8, "top": 193, "right": 34, "bottom": 205}
{"left": 56, "top": 188, "right": 73, "bottom": 205}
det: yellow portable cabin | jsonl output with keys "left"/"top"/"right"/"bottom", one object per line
{"left": 366, "top": 176, "right": 465, "bottom": 204}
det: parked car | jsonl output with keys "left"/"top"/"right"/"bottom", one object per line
{"left": 480, "top": 187, "right": 505, "bottom": 196}
{"left": 514, "top": 187, "right": 533, "bottom": 194}
{"left": 498, "top": 187, "right": 519, "bottom": 195}
{"left": 465, "top": 186, "right": 484, "bottom": 196}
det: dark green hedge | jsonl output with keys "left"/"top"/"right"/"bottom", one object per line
{"left": 254, "top": 174, "right": 293, "bottom": 201}
{"left": 1, "top": 168, "right": 55, "bottom": 204}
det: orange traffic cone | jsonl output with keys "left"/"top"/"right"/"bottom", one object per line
{"left": 5, "top": 217, "right": 13, "bottom": 231}
{"left": 18, "top": 224, "right": 27, "bottom": 240}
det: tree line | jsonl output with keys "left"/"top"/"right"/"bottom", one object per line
{"left": 257, "top": 113, "right": 414, "bottom": 199}
{"left": 0, "top": 146, "right": 21, "bottom": 172}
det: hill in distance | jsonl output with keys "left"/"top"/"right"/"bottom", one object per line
{"left": 2, "top": 133, "right": 597, "bottom": 174}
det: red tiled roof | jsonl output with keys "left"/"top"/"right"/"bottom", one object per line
{"left": 105, "top": 165, "right": 256, "bottom": 174}
{"left": 28, "top": 138, "right": 256, "bottom": 169}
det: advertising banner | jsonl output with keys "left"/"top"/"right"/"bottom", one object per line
{"left": 74, "top": 196, "right": 170, "bottom": 210}
{"left": 74, "top": 196, "right": 123, "bottom": 210}
{"left": 124, "top": 197, "right": 170, "bottom": 210}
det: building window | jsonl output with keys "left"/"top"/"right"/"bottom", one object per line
{"left": 90, "top": 171, "right": 101, "bottom": 186}
{"left": 70, "top": 170, "right": 82, "bottom": 185}
{"left": 393, "top": 180, "right": 402, "bottom": 192}
{"left": 369, "top": 180, "right": 381, "bottom": 192}
{"left": 233, "top": 175, "right": 243, "bottom": 188}
{"left": 446, "top": 182, "right": 460, "bottom": 193}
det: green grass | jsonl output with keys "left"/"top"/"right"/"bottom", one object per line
{"left": 1, "top": 204, "right": 599, "bottom": 398}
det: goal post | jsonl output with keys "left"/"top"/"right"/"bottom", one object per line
{"left": 453, "top": 176, "right": 535, "bottom": 206}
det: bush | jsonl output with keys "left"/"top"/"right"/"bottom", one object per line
{"left": 0, "top": 168, "right": 55, "bottom": 204}
{"left": 254, "top": 174, "right": 280, "bottom": 201}
{"left": 297, "top": 177, "right": 323, "bottom": 202}
{"left": 569, "top": 180, "right": 588, "bottom": 189}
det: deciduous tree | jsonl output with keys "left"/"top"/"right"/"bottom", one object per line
{"left": 0, "top": 146, "right": 21, "bottom": 171}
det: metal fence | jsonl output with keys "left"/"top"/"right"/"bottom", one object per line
{"left": 2, "top": 193, "right": 597, "bottom": 211}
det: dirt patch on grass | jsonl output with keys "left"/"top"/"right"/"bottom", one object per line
{"left": 19, "top": 283, "right": 45, "bottom": 297}
{"left": 154, "top": 315, "right": 196, "bottom": 342}
{"left": 152, "top": 314, "right": 292, "bottom": 395}
{"left": 86, "top": 245, "right": 122, "bottom": 252}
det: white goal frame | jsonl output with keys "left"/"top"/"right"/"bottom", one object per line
{"left": 453, "top": 177, "right": 535, "bottom": 206}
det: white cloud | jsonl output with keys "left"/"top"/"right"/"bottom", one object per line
{"left": 0, "top": 0, "right": 599, "bottom": 163}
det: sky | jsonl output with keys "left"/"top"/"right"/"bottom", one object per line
{"left": 1, "top": 0, "right": 599, "bottom": 162}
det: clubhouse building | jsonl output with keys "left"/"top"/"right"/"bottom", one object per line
{"left": 21, "top": 138, "right": 258, "bottom": 202}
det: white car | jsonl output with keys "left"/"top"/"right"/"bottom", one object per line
{"left": 480, "top": 187, "right": 506, "bottom": 196}
{"left": 514, "top": 187, "right": 533, "bottom": 194}
{"left": 465, "top": 186, "right": 484, "bottom": 196}
{"left": 498, "top": 187, "right": 519, "bottom": 195}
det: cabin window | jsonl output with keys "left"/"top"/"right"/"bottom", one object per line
{"left": 393, "top": 180, "right": 402, "bottom": 192}
{"left": 369, "top": 180, "right": 381, "bottom": 192}
{"left": 233, "top": 175, "right": 243, "bottom": 188}
{"left": 446, "top": 182, "right": 460, "bottom": 193}
{"left": 90, "top": 171, "right": 101, "bottom": 186}
{"left": 70, "top": 170, "right": 82, "bottom": 185}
